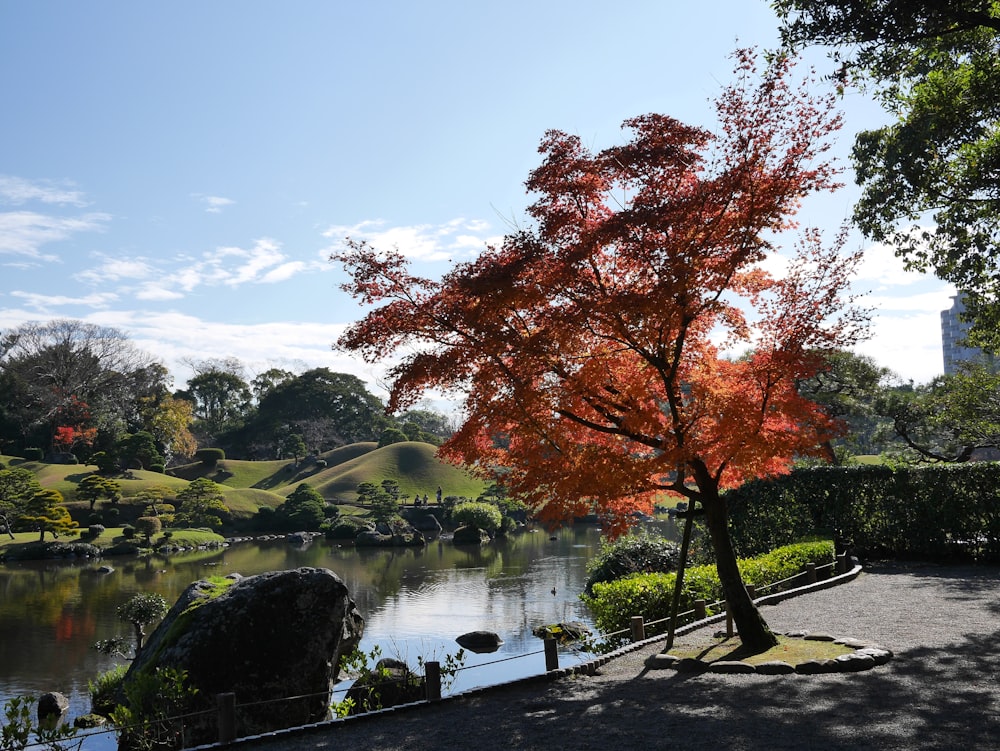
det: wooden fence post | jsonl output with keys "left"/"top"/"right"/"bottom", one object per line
{"left": 693, "top": 599, "right": 706, "bottom": 620}
{"left": 425, "top": 661, "right": 441, "bottom": 701}
{"left": 217, "top": 693, "right": 236, "bottom": 744}
{"left": 630, "top": 616, "right": 646, "bottom": 642}
{"left": 544, "top": 638, "right": 559, "bottom": 671}
{"left": 805, "top": 562, "right": 817, "bottom": 584}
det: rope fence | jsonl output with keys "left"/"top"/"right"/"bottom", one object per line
{"left": 18, "top": 552, "right": 851, "bottom": 750}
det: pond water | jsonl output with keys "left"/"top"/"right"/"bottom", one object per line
{"left": 0, "top": 522, "right": 675, "bottom": 749}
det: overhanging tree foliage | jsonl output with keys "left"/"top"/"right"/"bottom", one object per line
{"left": 773, "top": 1, "right": 1000, "bottom": 350}
{"left": 875, "top": 361, "right": 1000, "bottom": 463}
{"left": 334, "top": 51, "right": 866, "bottom": 652}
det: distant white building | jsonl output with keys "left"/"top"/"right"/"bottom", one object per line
{"left": 940, "top": 295, "right": 992, "bottom": 375}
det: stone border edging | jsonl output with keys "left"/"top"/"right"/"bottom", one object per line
{"left": 190, "top": 562, "right": 866, "bottom": 750}
{"left": 646, "top": 631, "right": 893, "bottom": 676}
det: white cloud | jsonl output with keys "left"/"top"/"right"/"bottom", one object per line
{"left": 75, "top": 254, "right": 158, "bottom": 284}
{"left": 81, "top": 309, "right": 373, "bottom": 391}
{"left": 135, "top": 283, "right": 185, "bottom": 301}
{"left": 10, "top": 290, "right": 118, "bottom": 311}
{"left": 193, "top": 194, "right": 236, "bottom": 213}
{"left": 853, "top": 239, "right": 936, "bottom": 289}
{"left": 0, "top": 175, "right": 87, "bottom": 206}
{"left": 0, "top": 210, "right": 110, "bottom": 258}
{"left": 259, "top": 261, "right": 307, "bottom": 283}
{"left": 322, "top": 218, "right": 496, "bottom": 262}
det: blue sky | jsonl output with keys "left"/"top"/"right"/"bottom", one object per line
{"left": 0, "top": 1, "right": 953, "bottom": 402}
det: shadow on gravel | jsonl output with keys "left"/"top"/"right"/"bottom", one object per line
{"left": 241, "top": 565, "right": 1000, "bottom": 751}
{"left": 259, "top": 627, "right": 1000, "bottom": 751}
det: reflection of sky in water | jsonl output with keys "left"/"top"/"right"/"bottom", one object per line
{"left": 1, "top": 522, "right": 680, "bottom": 746}
{"left": 351, "top": 531, "right": 604, "bottom": 693}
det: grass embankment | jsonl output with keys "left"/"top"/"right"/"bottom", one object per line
{"left": 3, "top": 441, "right": 486, "bottom": 530}
{"left": 0, "top": 526, "right": 226, "bottom": 559}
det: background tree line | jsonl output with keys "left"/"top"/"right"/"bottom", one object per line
{"left": 0, "top": 319, "right": 453, "bottom": 469}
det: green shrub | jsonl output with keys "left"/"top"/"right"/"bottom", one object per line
{"left": 584, "top": 531, "right": 680, "bottom": 595}
{"left": 727, "top": 463, "right": 1000, "bottom": 561}
{"left": 149, "top": 464, "right": 165, "bottom": 474}
{"left": 326, "top": 517, "right": 371, "bottom": 540}
{"left": 121, "top": 525, "right": 136, "bottom": 540}
{"left": 194, "top": 448, "right": 225, "bottom": 466}
{"left": 451, "top": 502, "right": 502, "bottom": 535}
{"left": 22, "top": 448, "right": 43, "bottom": 461}
{"left": 582, "top": 540, "right": 834, "bottom": 638}
{"left": 90, "top": 664, "right": 128, "bottom": 716}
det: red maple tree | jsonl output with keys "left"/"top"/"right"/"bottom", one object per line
{"left": 334, "top": 50, "right": 867, "bottom": 651}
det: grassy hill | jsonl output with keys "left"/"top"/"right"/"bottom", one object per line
{"left": 2, "top": 441, "right": 487, "bottom": 525}
{"left": 290, "top": 441, "right": 486, "bottom": 501}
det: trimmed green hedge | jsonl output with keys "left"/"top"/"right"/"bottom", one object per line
{"left": 727, "top": 463, "right": 1000, "bottom": 561}
{"left": 582, "top": 540, "right": 834, "bottom": 637}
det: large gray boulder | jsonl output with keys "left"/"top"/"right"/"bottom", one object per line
{"left": 123, "top": 567, "right": 363, "bottom": 747}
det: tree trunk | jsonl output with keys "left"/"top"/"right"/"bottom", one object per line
{"left": 701, "top": 488, "right": 778, "bottom": 653}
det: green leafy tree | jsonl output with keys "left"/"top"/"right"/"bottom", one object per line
{"left": 76, "top": 474, "right": 122, "bottom": 511}
{"left": 355, "top": 481, "right": 378, "bottom": 505}
{"left": 117, "top": 431, "right": 163, "bottom": 470}
{"left": 180, "top": 368, "right": 252, "bottom": 443}
{"left": 377, "top": 427, "right": 409, "bottom": 447}
{"left": 796, "top": 350, "right": 896, "bottom": 461}
{"left": 117, "top": 593, "right": 168, "bottom": 656}
{"left": 875, "top": 361, "right": 1000, "bottom": 463}
{"left": 173, "top": 478, "right": 228, "bottom": 530}
{"left": 280, "top": 432, "right": 307, "bottom": 463}
{"left": 251, "top": 368, "right": 387, "bottom": 449}
{"left": 774, "top": 1, "right": 1000, "bottom": 350}
{"left": 397, "top": 408, "right": 453, "bottom": 440}
{"left": 362, "top": 480, "right": 401, "bottom": 525}
{"left": 277, "top": 483, "right": 326, "bottom": 530}
{"left": 0, "top": 467, "right": 43, "bottom": 539}
{"left": 20, "top": 488, "right": 78, "bottom": 542}
{"left": 135, "top": 516, "right": 162, "bottom": 545}
{"left": 250, "top": 367, "right": 295, "bottom": 403}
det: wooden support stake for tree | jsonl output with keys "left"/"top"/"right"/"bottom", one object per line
{"left": 664, "top": 498, "right": 697, "bottom": 652}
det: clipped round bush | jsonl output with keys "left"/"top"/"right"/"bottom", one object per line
{"left": 195, "top": 448, "right": 226, "bottom": 466}
{"left": 121, "top": 525, "right": 136, "bottom": 540}
{"left": 135, "top": 516, "right": 162, "bottom": 542}
{"left": 149, "top": 464, "right": 165, "bottom": 474}
{"left": 451, "top": 502, "right": 502, "bottom": 536}
{"left": 325, "top": 517, "right": 371, "bottom": 540}
{"left": 23, "top": 447, "right": 43, "bottom": 461}
{"left": 86, "top": 524, "right": 106, "bottom": 539}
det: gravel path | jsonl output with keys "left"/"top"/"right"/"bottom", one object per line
{"left": 226, "top": 562, "right": 1000, "bottom": 751}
